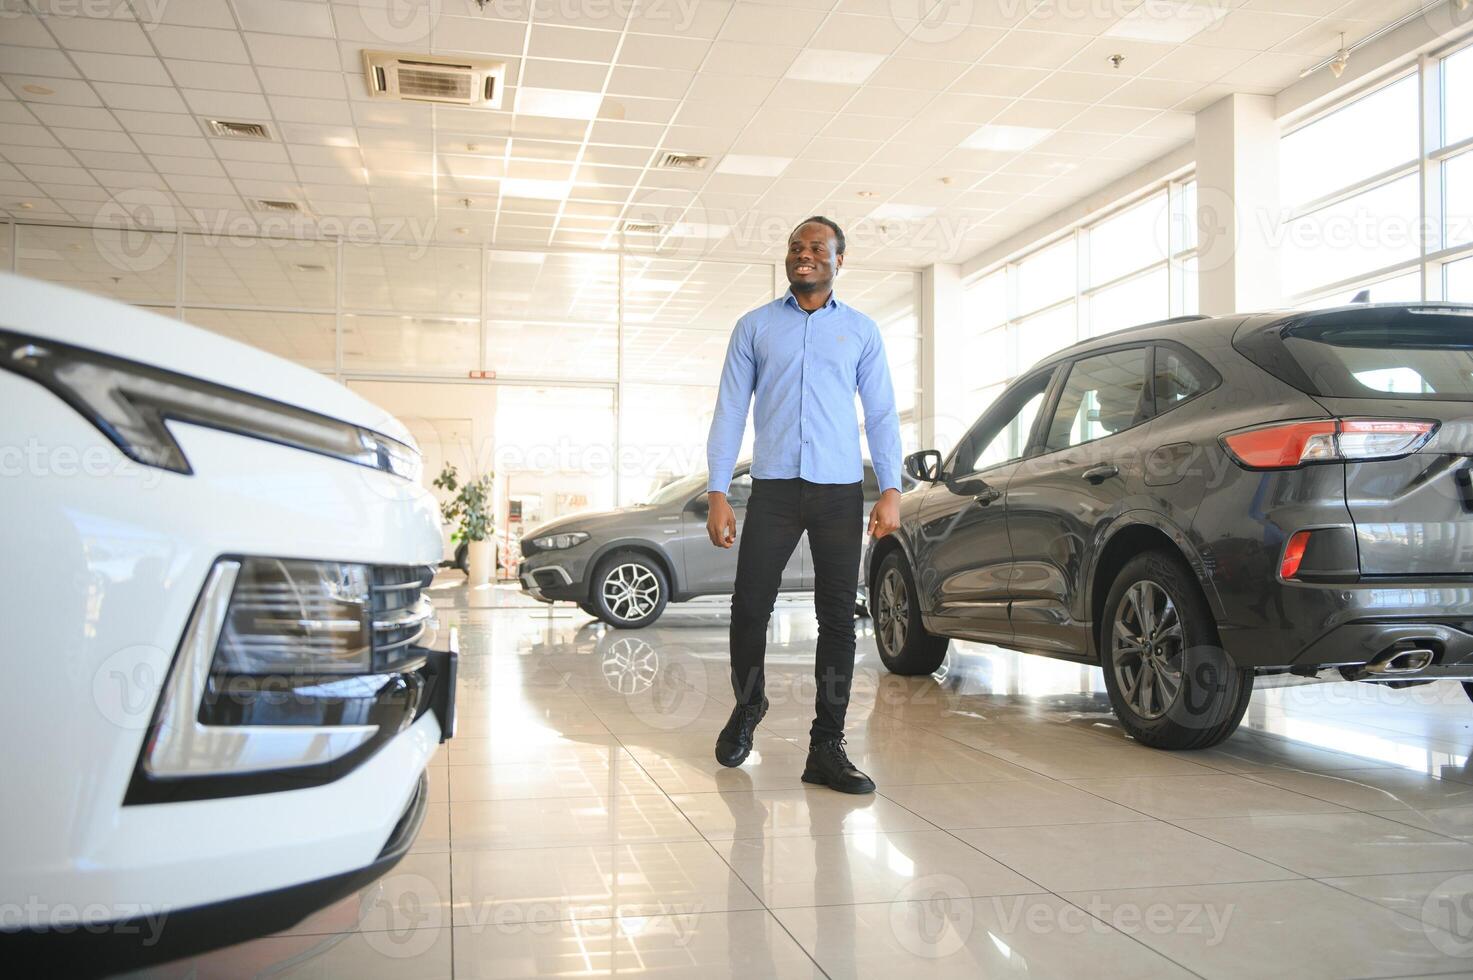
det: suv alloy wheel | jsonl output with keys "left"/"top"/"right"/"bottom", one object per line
{"left": 1100, "top": 551, "right": 1253, "bottom": 749}
{"left": 873, "top": 551, "right": 950, "bottom": 675}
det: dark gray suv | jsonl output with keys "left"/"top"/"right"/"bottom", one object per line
{"left": 520, "top": 460, "right": 908, "bottom": 627}
{"left": 868, "top": 304, "right": 1473, "bottom": 750}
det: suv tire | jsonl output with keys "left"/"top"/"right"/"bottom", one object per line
{"left": 590, "top": 551, "right": 669, "bottom": 629}
{"left": 1100, "top": 550, "right": 1252, "bottom": 750}
{"left": 873, "top": 550, "right": 949, "bottom": 675}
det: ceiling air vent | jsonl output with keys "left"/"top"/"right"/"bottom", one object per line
{"left": 621, "top": 221, "right": 663, "bottom": 234}
{"left": 203, "top": 118, "right": 274, "bottom": 141}
{"left": 363, "top": 50, "right": 504, "bottom": 109}
{"left": 251, "top": 199, "right": 301, "bottom": 213}
{"left": 658, "top": 152, "right": 708, "bottom": 170}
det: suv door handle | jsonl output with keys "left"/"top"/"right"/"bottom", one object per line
{"left": 974, "top": 487, "right": 1003, "bottom": 506}
{"left": 1082, "top": 464, "right": 1119, "bottom": 484}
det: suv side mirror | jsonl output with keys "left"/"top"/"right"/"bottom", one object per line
{"left": 904, "top": 449, "right": 942, "bottom": 484}
{"left": 947, "top": 476, "right": 988, "bottom": 497}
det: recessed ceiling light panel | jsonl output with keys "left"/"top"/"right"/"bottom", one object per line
{"left": 500, "top": 178, "right": 573, "bottom": 200}
{"left": 963, "top": 124, "right": 1054, "bottom": 152}
{"left": 714, "top": 154, "right": 793, "bottom": 177}
{"left": 515, "top": 87, "right": 604, "bottom": 120}
{"left": 1104, "top": 0, "right": 1228, "bottom": 44}
{"left": 784, "top": 49, "right": 887, "bottom": 85}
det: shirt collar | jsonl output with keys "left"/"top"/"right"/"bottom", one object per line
{"left": 782, "top": 288, "right": 838, "bottom": 313}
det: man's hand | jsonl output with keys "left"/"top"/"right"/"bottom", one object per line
{"left": 867, "top": 488, "right": 901, "bottom": 539}
{"left": 707, "top": 492, "right": 736, "bottom": 548}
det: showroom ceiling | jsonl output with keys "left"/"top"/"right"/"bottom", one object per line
{"left": 0, "top": 0, "right": 1432, "bottom": 267}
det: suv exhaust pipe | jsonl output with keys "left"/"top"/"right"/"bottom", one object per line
{"left": 1364, "top": 648, "right": 1435, "bottom": 674}
{"left": 1339, "top": 641, "right": 1440, "bottom": 682}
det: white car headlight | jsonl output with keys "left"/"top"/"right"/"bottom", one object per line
{"left": 0, "top": 328, "right": 420, "bottom": 480}
{"left": 531, "top": 531, "right": 589, "bottom": 550}
{"left": 130, "top": 558, "right": 442, "bottom": 802}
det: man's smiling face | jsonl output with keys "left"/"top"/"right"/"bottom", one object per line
{"left": 786, "top": 221, "right": 842, "bottom": 294}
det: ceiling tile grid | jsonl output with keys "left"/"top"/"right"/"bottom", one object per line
{"left": 0, "top": 0, "right": 1436, "bottom": 268}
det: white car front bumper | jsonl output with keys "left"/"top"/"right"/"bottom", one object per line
{"left": 1, "top": 370, "right": 451, "bottom": 962}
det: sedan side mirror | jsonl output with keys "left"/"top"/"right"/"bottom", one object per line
{"left": 904, "top": 449, "right": 942, "bottom": 484}
{"left": 686, "top": 495, "right": 709, "bottom": 517}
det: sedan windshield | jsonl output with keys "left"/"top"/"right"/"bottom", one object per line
{"left": 643, "top": 472, "right": 709, "bottom": 507}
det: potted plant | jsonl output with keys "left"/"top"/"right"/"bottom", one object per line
{"left": 433, "top": 464, "right": 496, "bottom": 585}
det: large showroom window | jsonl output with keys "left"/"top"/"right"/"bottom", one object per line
{"left": 616, "top": 256, "right": 773, "bottom": 503}
{"left": 1282, "top": 38, "right": 1473, "bottom": 306}
{"left": 961, "top": 178, "right": 1198, "bottom": 417}
{"left": 3, "top": 222, "right": 921, "bottom": 512}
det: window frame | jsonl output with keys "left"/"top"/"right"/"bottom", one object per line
{"left": 1147, "top": 341, "right": 1222, "bottom": 422}
{"left": 943, "top": 365, "right": 1062, "bottom": 481}
{"left": 1032, "top": 342, "right": 1155, "bottom": 458}
{"left": 1284, "top": 37, "right": 1473, "bottom": 309}
{"left": 960, "top": 175, "right": 1198, "bottom": 418}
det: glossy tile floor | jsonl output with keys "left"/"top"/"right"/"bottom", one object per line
{"left": 136, "top": 580, "right": 1473, "bottom": 979}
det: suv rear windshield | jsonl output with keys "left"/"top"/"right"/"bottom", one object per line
{"left": 1241, "top": 308, "right": 1473, "bottom": 401}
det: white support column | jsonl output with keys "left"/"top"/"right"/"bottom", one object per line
{"left": 919, "top": 262, "right": 968, "bottom": 454}
{"left": 1194, "top": 94, "right": 1283, "bottom": 315}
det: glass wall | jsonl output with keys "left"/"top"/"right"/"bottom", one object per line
{"left": 6, "top": 220, "right": 920, "bottom": 510}
{"left": 617, "top": 257, "right": 772, "bottom": 503}
{"left": 1449, "top": 253, "right": 1473, "bottom": 301}
{"left": 1280, "top": 39, "right": 1473, "bottom": 305}
{"left": 962, "top": 178, "right": 1197, "bottom": 416}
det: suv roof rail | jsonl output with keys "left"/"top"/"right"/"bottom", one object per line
{"left": 1053, "top": 314, "right": 1215, "bottom": 356}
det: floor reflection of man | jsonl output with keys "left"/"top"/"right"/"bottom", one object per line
{"left": 712, "top": 769, "right": 778, "bottom": 978}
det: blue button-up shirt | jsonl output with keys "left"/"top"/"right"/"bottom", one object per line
{"left": 706, "top": 289, "right": 902, "bottom": 495}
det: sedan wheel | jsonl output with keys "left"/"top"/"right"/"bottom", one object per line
{"left": 591, "top": 552, "right": 669, "bottom": 629}
{"left": 602, "top": 562, "right": 659, "bottom": 620}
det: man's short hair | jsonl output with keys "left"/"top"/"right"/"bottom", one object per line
{"left": 792, "top": 215, "right": 846, "bottom": 255}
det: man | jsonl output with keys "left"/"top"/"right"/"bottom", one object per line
{"left": 704, "top": 216, "right": 902, "bottom": 795}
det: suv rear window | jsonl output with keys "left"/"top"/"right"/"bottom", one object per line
{"left": 1240, "top": 308, "right": 1473, "bottom": 401}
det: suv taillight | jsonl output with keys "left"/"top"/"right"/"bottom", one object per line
{"left": 1222, "top": 418, "right": 1436, "bottom": 469}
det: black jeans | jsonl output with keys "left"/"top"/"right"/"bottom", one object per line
{"left": 729, "top": 477, "right": 863, "bottom": 743}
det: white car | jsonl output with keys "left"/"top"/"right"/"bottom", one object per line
{"left": 0, "top": 273, "right": 456, "bottom": 970}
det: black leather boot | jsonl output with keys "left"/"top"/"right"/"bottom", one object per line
{"left": 801, "top": 738, "right": 875, "bottom": 794}
{"left": 714, "top": 697, "right": 768, "bottom": 768}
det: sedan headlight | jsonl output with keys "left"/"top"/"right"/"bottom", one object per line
{"left": 0, "top": 328, "right": 420, "bottom": 480}
{"left": 531, "top": 531, "right": 589, "bottom": 550}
